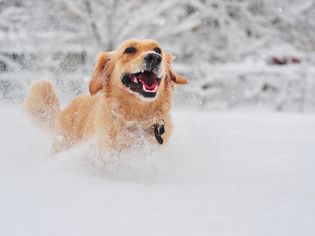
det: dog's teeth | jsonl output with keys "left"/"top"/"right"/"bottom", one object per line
{"left": 143, "top": 84, "right": 158, "bottom": 93}
{"left": 135, "top": 78, "right": 138, "bottom": 83}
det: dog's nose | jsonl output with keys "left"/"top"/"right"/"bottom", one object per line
{"left": 144, "top": 53, "right": 162, "bottom": 70}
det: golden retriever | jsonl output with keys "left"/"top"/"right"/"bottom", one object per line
{"left": 24, "top": 39, "right": 187, "bottom": 154}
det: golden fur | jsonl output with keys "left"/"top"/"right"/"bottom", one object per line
{"left": 24, "top": 39, "right": 187, "bottom": 153}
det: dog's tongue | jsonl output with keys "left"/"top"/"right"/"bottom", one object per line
{"left": 137, "top": 73, "right": 158, "bottom": 90}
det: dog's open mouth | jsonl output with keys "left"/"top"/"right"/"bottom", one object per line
{"left": 122, "top": 71, "right": 161, "bottom": 98}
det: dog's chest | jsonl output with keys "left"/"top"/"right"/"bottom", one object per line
{"left": 122, "top": 122, "right": 155, "bottom": 144}
{"left": 108, "top": 109, "right": 164, "bottom": 147}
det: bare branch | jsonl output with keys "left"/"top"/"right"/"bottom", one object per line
{"left": 84, "top": 0, "right": 104, "bottom": 50}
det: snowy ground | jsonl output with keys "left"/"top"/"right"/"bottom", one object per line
{"left": 0, "top": 104, "right": 315, "bottom": 236}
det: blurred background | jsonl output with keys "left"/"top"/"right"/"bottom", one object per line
{"left": 0, "top": 0, "right": 314, "bottom": 111}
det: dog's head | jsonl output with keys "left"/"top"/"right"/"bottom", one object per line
{"left": 89, "top": 39, "right": 187, "bottom": 101}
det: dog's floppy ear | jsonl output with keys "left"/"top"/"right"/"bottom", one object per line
{"left": 89, "top": 52, "right": 113, "bottom": 95}
{"left": 165, "top": 52, "right": 188, "bottom": 85}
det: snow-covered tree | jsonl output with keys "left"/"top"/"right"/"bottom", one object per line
{"left": 1, "top": 0, "right": 315, "bottom": 110}
{"left": 2, "top": 0, "right": 314, "bottom": 65}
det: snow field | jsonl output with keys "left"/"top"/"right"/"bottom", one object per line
{"left": 0, "top": 105, "right": 315, "bottom": 236}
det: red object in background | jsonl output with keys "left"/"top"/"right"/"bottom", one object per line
{"left": 291, "top": 57, "right": 301, "bottom": 64}
{"left": 272, "top": 57, "right": 287, "bottom": 65}
{"left": 271, "top": 56, "right": 301, "bottom": 65}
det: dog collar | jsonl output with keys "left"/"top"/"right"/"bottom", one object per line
{"left": 152, "top": 120, "right": 165, "bottom": 145}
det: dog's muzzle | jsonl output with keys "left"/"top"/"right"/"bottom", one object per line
{"left": 121, "top": 53, "right": 163, "bottom": 99}
{"left": 144, "top": 53, "right": 162, "bottom": 72}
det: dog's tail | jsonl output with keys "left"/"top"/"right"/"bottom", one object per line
{"left": 24, "top": 80, "right": 60, "bottom": 130}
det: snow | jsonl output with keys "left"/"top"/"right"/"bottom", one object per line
{"left": 1, "top": 0, "right": 314, "bottom": 234}
{"left": 1, "top": 105, "right": 315, "bottom": 236}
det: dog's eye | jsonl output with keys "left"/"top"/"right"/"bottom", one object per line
{"left": 153, "top": 47, "right": 161, "bottom": 54}
{"left": 124, "top": 47, "right": 136, "bottom": 54}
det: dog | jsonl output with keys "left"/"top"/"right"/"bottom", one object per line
{"left": 24, "top": 39, "right": 188, "bottom": 154}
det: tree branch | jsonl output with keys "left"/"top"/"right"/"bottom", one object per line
{"left": 84, "top": 0, "right": 103, "bottom": 50}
